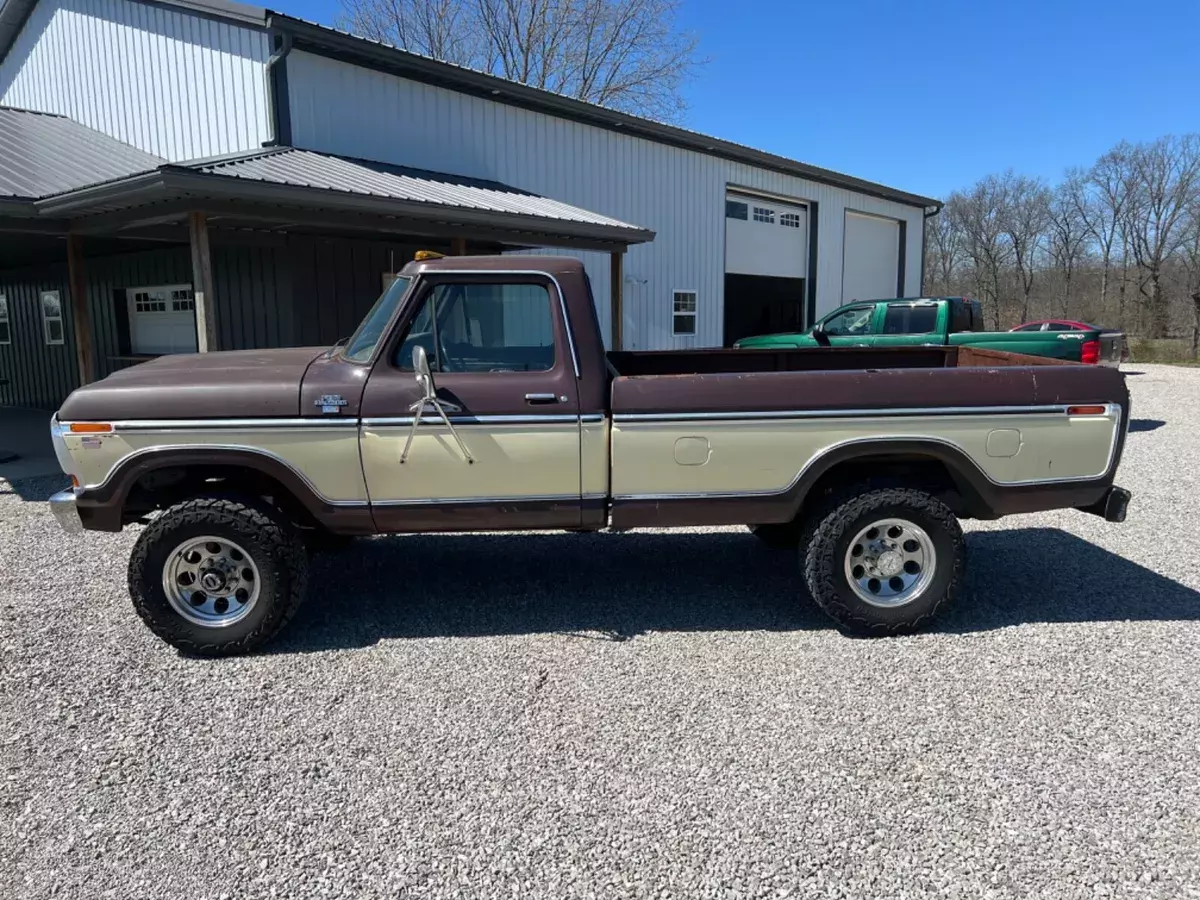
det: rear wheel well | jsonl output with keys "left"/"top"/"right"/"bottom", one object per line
{"left": 122, "top": 464, "right": 320, "bottom": 531}
{"left": 798, "top": 454, "right": 984, "bottom": 521}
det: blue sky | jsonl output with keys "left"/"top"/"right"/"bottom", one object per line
{"left": 280, "top": 0, "right": 1199, "bottom": 199}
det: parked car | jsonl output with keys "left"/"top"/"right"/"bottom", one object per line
{"left": 1010, "top": 319, "right": 1129, "bottom": 363}
{"left": 49, "top": 257, "right": 1131, "bottom": 655}
{"left": 735, "top": 297, "right": 1125, "bottom": 366}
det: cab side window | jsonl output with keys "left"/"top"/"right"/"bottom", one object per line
{"left": 882, "top": 304, "right": 938, "bottom": 335}
{"left": 821, "top": 305, "right": 876, "bottom": 336}
{"left": 397, "top": 282, "right": 556, "bottom": 372}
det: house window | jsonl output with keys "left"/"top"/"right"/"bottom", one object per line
{"left": 753, "top": 206, "right": 774, "bottom": 224}
{"left": 128, "top": 284, "right": 197, "bottom": 355}
{"left": 0, "top": 295, "right": 9, "bottom": 345}
{"left": 725, "top": 200, "right": 748, "bottom": 220}
{"left": 781, "top": 212, "right": 803, "bottom": 228}
{"left": 672, "top": 290, "right": 697, "bottom": 336}
{"left": 41, "top": 291, "right": 64, "bottom": 345}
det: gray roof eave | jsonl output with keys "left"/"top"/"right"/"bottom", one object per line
{"left": 0, "top": 196, "right": 38, "bottom": 216}
{"left": 33, "top": 166, "right": 657, "bottom": 246}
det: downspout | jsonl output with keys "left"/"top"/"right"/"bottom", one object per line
{"left": 263, "top": 27, "right": 294, "bottom": 147}
{"left": 920, "top": 202, "right": 944, "bottom": 295}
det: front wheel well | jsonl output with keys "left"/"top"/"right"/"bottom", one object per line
{"left": 122, "top": 464, "right": 320, "bottom": 530}
{"left": 797, "top": 453, "right": 988, "bottom": 521}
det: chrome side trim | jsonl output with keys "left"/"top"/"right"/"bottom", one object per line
{"left": 82, "top": 443, "right": 370, "bottom": 507}
{"left": 99, "top": 418, "right": 360, "bottom": 433}
{"left": 581, "top": 492, "right": 608, "bottom": 502}
{"left": 612, "top": 405, "right": 1071, "bottom": 424}
{"left": 580, "top": 413, "right": 607, "bottom": 424}
{"left": 362, "top": 414, "right": 581, "bottom": 427}
{"left": 417, "top": 269, "right": 580, "bottom": 378}
{"left": 371, "top": 492, "right": 586, "bottom": 507}
{"left": 613, "top": 415, "right": 1123, "bottom": 501}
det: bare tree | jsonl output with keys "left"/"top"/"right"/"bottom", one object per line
{"left": 998, "top": 172, "right": 1051, "bottom": 323}
{"left": 1181, "top": 200, "right": 1200, "bottom": 358}
{"left": 924, "top": 208, "right": 960, "bottom": 295}
{"left": 949, "top": 180, "right": 1012, "bottom": 329}
{"left": 1074, "top": 148, "right": 1132, "bottom": 324}
{"left": 1048, "top": 177, "right": 1090, "bottom": 318}
{"left": 1123, "top": 135, "right": 1200, "bottom": 338}
{"left": 338, "top": 0, "right": 702, "bottom": 120}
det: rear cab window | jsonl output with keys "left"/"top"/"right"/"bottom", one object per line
{"left": 882, "top": 302, "right": 939, "bottom": 335}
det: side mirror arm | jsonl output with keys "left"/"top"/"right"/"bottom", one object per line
{"left": 400, "top": 345, "right": 474, "bottom": 464}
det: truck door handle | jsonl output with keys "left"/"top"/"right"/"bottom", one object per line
{"left": 525, "top": 393, "right": 560, "bottom": 405}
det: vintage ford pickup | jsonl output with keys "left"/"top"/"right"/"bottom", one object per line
{"left": 49, "top": 255, "right": 1132, "bottom": 655}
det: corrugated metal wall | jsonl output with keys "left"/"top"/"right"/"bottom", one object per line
{"left": 0, "top": 0, "right": 271, "bottom": 160}
{"left": 286, "top": 50, "right": 927, "bottom": 350}
{"left": 0, "top": 265, "right": 76, "bottom": 409}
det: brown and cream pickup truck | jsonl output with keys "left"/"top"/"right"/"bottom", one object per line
{"left": 49, "top": 255, "right": 1132, "bottom": 655}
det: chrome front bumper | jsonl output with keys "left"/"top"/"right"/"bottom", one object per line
{"left": 49, "top": 488, "right": 84, "bottom": 534}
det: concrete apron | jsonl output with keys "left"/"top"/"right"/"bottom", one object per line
{"left": 0, "top": 407, "right": 63, "bottom": 481}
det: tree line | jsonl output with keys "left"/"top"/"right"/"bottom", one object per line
{"left": 925, "top": 134, "right": 1200, "bottom": 348}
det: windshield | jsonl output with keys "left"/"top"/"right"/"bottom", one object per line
{"left": 342, "top": 276, "right": 412, "bottom": 363}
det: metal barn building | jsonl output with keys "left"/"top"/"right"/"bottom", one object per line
{"left": 0, "top": 0, "right": 940, "bottom": 408}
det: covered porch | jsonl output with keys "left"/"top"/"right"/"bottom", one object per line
{"left": 0, "top": 108, "right": 653, "bottom": 408}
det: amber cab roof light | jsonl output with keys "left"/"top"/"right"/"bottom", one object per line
{"left": 414, "top": 250, "right": 445, "bottom": 260}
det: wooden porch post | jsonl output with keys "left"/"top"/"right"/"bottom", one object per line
{"left": 450, "top": 237, "right": 467, "bottom": 256}
{"left": 609, "top": 250, "right": 624, "bottom": 351}
{"left": 188, "top": 211, "right": 217, "bottom": 352}
{"left": 66, "top": 233, "right": 94, "bottom": 384}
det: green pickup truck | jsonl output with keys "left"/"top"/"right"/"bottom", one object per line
{"left": 734, "top": 297, "right": 1125, "bottom": 366}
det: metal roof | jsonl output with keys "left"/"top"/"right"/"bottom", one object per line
{"left": 0, "top": 106, "right": 163, "bottom": 200}
{"left": 0, "top": 0, "right": 939, "bottom": 209}
{"left": 184, "top": 147, "right": 649, "bottom": 234}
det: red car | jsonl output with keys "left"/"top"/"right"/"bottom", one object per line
{"left": 1010, "top": 320, "right": 1129, "bottom": 364}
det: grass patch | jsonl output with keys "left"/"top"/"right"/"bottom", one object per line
{"left": 1128, "top": 338, "right": 1200, "bottom": 365}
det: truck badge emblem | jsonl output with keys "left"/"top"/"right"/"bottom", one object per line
{"left": 316, "top": 394, "right": 348, "bottom": 414}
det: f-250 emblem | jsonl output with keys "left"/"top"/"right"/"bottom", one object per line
{"left": 315, "top": 394, "right": 348, "bottom": 414}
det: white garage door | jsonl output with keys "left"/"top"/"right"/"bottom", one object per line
{"left": 841, "top": 211, "right": 901, "bottom": 304}
{"left": 128, "top": 285, "right": 198, "bottom": 355}
{"left": 725, "top": 194, "right": 808, "bottom": 278}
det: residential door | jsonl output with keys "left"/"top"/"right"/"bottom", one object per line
{"left": 358, "top": 274, "right": 583, "bottom": 531}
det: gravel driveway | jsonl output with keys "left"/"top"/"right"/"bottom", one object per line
{"left": 3, "top": 364, "right": 1199, "bottom": 900}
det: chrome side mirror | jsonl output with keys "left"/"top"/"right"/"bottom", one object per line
{"left": 412, "top": 345, "right": 436, "bottom": 401}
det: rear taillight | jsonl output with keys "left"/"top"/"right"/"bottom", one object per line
{"left": 1081, "top": 339, "right": 1100, "bottom": 364}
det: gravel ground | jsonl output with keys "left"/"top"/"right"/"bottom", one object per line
{"left": 3, "top": 363, "right": 1200, "bottom": 900}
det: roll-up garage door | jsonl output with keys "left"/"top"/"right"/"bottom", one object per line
{"left": 841, "top": 211, "right": 901, "bottom": 305}
{"left": 723, "top": 193, "right": 809, "bottom": 345}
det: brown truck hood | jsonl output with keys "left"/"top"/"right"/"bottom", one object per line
{"left": 57, "top": 347, "right": 329, "bottom": 421}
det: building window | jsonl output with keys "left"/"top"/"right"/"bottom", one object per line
{"left": 753, "top": 206, "right": 774, "bottom": 224}
{"left": 672, "top": 290, "right": 697, "bottom": 336}
{"left": 171, "top": 287, "right": 195, "bottom": 312}
{"left": 781, "top": 212, "right": 803, "bottom": 228}
{"left": 0, "top": 295, "right": 9, "bottom": 345}
{"left": 725, "top": 200, "right": 748, "bottom": 220}
{"left": 41, "top": 291, "right": 64, "bottom": 345}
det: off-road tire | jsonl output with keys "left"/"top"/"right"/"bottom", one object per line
{"left": 128, "top": 496, "right": 309, "bottom": 655}
{"left": 747, "top": 522, "right": 802, "bottom": 549}
{"left": 801, "top": 487, "right": 964, "bottom": 635}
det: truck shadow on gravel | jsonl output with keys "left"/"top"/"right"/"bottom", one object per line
{"left": 271, "top": 527, "right": 1200, "bottom": 652}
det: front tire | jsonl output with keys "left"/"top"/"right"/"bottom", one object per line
{"left": 802, "top": 487, "right": 964, "bottom": 635}
{"left": 128, "top": 496, "right": 309, "bottom": 655}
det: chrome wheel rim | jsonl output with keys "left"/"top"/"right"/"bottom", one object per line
{"left": 163, "top": 536, "right": 261, "bottom": 628}
{"left": 843, "top": 518, "right": 936, "bottom": 608}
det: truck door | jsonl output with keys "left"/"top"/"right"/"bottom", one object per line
{"left": 871, "top": 301, "right": 942, "bottom": 348}
{"left": 817, "top": 302, "right": 878, "bottom": 347}
{"left": 358, "top": 273, "right": 583, "bottom": 531}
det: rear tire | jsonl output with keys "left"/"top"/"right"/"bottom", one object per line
{"left": 747, "top": 522, "right": 802, "bottom": 549}
{"left": 801, "top": 486, "right": 964, "bottom": 635}
{"left": 128, "top": 495, "right": 309, "bottom": 655}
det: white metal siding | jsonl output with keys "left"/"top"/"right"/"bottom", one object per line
{"left": 0, "top": 0, "right": 271, "bottom": 160}
{"left": 283, "top": 50, "right": 924, "bottom": 349}
{"left": 841, "top": 211, "right": 902, "bottom": 304}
